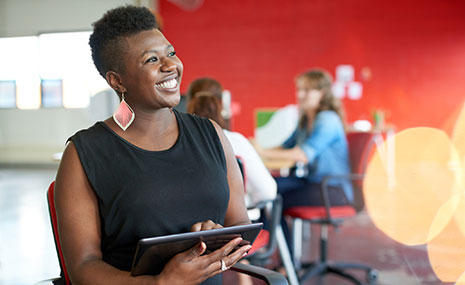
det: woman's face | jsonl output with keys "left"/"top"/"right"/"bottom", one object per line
{"left": 296, "top": 78, "right": 323, "bottom": 112}
{"left": 118, "top": 29, "right": 183, "bottom": 110}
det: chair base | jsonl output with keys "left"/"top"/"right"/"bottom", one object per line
{"left": 291, "top": 218, "right": 378, "bottom": 284}
{"left": 299, "top": 261, "right": 378, "bottom": 285}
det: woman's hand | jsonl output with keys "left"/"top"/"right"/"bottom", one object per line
{"left": 157, "top": 223, "right": 252, "bottom": 284}
{"left": 190, "top": 220, "right": 223, "bottom": 232}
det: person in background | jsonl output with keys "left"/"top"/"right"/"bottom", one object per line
{"left": 186, "top": 77, "right": 230, "bottom": 129}
{"left": 187, "top": 92, "right": 277, "bottom": 212}
{"left": 54, "top": 6, "right": 251, "bottom": 284}
{"left": 186, "top": 77, "right": 224, "bottom": 102}
{"left": 255, "top": 68, "right": 352, "bottom": 252}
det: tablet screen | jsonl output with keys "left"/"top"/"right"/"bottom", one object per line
{"left": 131, "top": 223, "right": 263, "bottom": 276}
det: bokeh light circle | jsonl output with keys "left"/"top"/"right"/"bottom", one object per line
{"left": 428, "top": 194, "right": 465, "bottom": 282}
{"left": 451, "top": 102, "right": 465, "bottom": 237}
{"left": 364, "top": 127, "right": 461, "bottom": 245}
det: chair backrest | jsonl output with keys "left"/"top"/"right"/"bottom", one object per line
{"left": 236, "top": 155, "right": 247, "bottom": 190}
{"left": 47, "top": 181, "right": 71, "bottom": 285}
{"left": 347, "top": 132, "right": 375, "bottom": 176}
{"left": 346, "top": 132, "right": 376, "bottom": 211}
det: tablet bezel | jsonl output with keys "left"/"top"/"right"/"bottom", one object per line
{"left": 131, "top": 223, "right": 263, "bottom": 276}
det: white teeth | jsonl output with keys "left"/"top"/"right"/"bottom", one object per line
{"left": 156, "top": 78, "right": 177, "bottom": 89}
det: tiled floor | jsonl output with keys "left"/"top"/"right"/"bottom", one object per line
{"left": 297, "top": 213, "right": 448, "bottom": 284}
{"left": 0, "top": 166, "right": 453, "bottom": 284}
{"left": 0, "top": 166, "right": 60, "bottom": 285}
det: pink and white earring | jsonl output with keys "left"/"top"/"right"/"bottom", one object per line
{"left": 113, "top": 93, "right": 135, "bottom": 131}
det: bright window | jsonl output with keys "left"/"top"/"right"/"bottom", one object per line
{"left": 0, "top": 80, "right": 16, "bottom": 108}
{"left": 0, "top": 32, "right": 108, "bottom": 109}
{"left": 41, "top": 79, "right": 63, "bottom": 108}
{"left": 0, "top": 36, "right": 41, "bottom": 109}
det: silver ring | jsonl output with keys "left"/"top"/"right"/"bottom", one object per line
{"left": 220, "top": 259, "right": 227, "bottom": 271}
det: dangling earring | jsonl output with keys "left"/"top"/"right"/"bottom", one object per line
{"left": 113, "top": 93, "right": 135, "bottom": 131}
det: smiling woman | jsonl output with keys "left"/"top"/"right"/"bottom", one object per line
{"left": 53, "top": 5, "right": 251, "bottom": 285}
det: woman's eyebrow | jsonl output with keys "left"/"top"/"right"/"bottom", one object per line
{"left": 140, "top": 45, "right": 174, "bottom": 58}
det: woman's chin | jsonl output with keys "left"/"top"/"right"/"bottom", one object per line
{"left": 164, "top": 96, "right": 181, "bottom": 109}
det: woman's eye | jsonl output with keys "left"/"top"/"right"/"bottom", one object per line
{"left": 168, "top": 51, "right": 176, "bottom": 57}
{"left": 145, "top": 56, "right": 158, "bottom": 63}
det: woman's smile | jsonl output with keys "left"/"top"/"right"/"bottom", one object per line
{"left": 155, "top": 75, "right": 179, "bottom": 92}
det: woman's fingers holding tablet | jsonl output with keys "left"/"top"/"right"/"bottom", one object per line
{"left": 161, "top": 223, "right": 256, "bottom": 282}
{"left": 161, "top": 237, "right": 251, "bottom": 282}
{"left": 159, "top": 242, "right": 212, "bottom": 283}
{"left": 185, "top": 241, "right": 207, "bottom": 261}
{"left": 191, "top": 220, "right": 224, "bottom": 232}
{"left": 203, "top": 237, "right": 253, "bottom": 277}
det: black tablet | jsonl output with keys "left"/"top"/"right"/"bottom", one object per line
{"left": 131, "top": 223, "right": 263, "bottom": 276}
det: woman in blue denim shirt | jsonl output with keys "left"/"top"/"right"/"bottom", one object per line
{"left": 259, "top": 69, "right": 352, "bottom": 251}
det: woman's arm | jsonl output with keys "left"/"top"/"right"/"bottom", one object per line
{"left": 251, "top": 129, "right": 309, "bottom": 163}
{"left": 55, "top": 142, "right": 158, "bottom": 284}
{"left": 260, "top": 146, "right": 308, "bottom": 163}
{"left": 257, "top": 112, "right": 344, "bottom": 164}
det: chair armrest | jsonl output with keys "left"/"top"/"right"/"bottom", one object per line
{"left": 35, "top": 277, "right": 61, "bottom": 284}
{"left": 38, "top": 265, "right": 291, "bottom": 285}
{"left": 231, "top": 262, "right": 289, "bottom": 285}
{"left": 320, "top": 173, "right": 364, "bottom": 223}
{"left": 247, "top": 198, "right": 274, "bottom": 211}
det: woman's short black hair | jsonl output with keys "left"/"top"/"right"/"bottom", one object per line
{"left": 89, "top": 5, "right": 158, "bottom": 78}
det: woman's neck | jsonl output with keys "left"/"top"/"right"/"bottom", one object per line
{"left": 129, "top": 107, "right": 175, "bottom": 135}
{"left": 304, "top": 107, "right": 317, "bottom": 120}
{"left": 106, "top": 107, "right": 179, "bottom": 151}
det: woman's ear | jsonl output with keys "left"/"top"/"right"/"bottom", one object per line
{"left": 106, "top": 71, "right": 126, "bottom": 94}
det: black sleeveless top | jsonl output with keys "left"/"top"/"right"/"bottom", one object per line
{"left": 69, "top": 110, "right": 229, "bottom": 284}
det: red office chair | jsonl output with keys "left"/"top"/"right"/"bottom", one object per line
{"left": 46, "top": 181, "right": 288, "bottom": 285}
{"left": 46, "top": 181, "right": 70, "bottom": 285}
{"left": 283, "top": 132, "right": 378, "bottom": 284}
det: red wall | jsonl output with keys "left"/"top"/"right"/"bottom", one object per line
{"left": 160, "top": 0, "right": 465, "bottom": 137}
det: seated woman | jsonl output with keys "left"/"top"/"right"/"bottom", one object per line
{"left": 54, "top": 6, "right": 251, "bottom": 284}
{"left": 256, "top": 69, "right": 352, "bottom": 249}
{"left": 187, "top": 92, "right": 277, "bottom": 212}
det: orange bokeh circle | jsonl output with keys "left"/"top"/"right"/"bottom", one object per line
{"left": 364, "top": 127, "right": 461, "bottom": 246}
{"left": 427, "top": 194, "right": 465, "bottom": 282}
